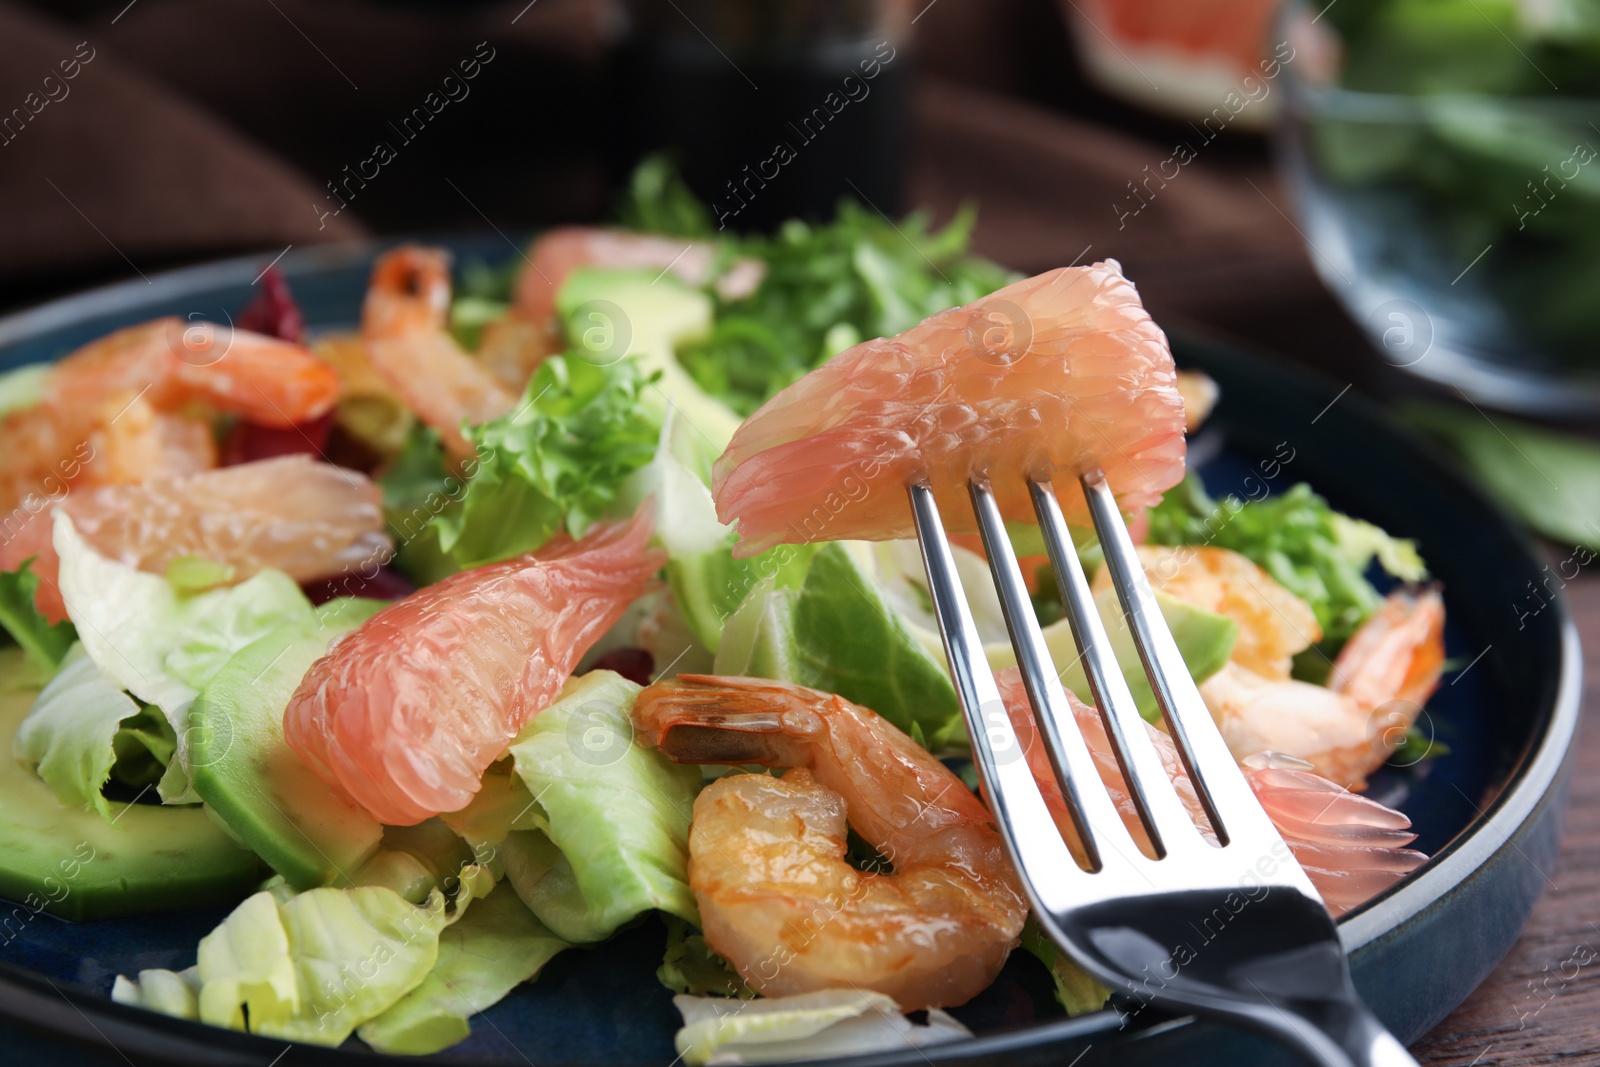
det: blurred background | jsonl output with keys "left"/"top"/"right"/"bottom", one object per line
{"left": 5, "top": 0, "right": 1598, "bottom": 422}
{"left": 0, "top": 0, "right": 1403, "bottom": 393}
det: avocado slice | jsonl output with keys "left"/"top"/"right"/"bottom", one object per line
{"left": 0, "top": 650, "right": 263, "bottom": 921}
{"left": 555, "top": 268, "right": 743, "bottom": 474}
{"left": 188, "top": 599, "right": 388, "bottom": 890}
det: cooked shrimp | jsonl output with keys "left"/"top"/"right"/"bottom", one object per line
{"left": 42, "top": 317, "right": 340, "bottom": 428}
{"left": 2, "top": 312, "right": 332, "bottom": 520}
{"left": 1096, "top": 544, "right": 1320, "bottom": 678}
{"left": 514, "top": 227, "right": 764, "bottom": 323}
{"left": 633, "top": 675, "right": 1028, "bottom": 1010}
{"left": 1199, "top": 588, "right": 1446, "bottom": 789}
{"left": 995, "top": 668, "right": 1426, "bottom": 917}
{"left": 362, "top": 246, "right": 516, "bottom": 460}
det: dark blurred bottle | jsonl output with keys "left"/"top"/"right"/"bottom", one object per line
{"left": 614, "top": 0, "right": 912, "bottom": 232}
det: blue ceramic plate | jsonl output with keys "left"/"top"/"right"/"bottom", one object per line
{"left": 0, "top": 238, "right": 1580, "bottom": 1067}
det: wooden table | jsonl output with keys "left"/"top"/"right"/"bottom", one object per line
{"left": 1410, "top": 574, "right": 1598, "bottom": 1065}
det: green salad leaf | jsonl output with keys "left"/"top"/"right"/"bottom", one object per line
{"left": 789, "top": 542, "right": 965, "bottom": 747}
{"left": 434, "top": 355, "right": 662, "bottom": 568}
{"left": 616, "top": 154, "right": 716, "bottom": 238}
{"left": 359, "top": 882, "right": 568, "bottom": 1055}
{"left": 617, "top": 425, "right": 817, "bottom": 652}
{"left": 13, "top": 645, "right": 141, "bottom": 819}
{"left": 676, "top": 203, "right": 1016, "bottom": 416}
{"left": 52, "top": 512, "right": 316, "bottom": 802}
{"left": 377, "top": 427, "right": 461, "bottom": 587}
{"left": 0, "top": 557, "right": 76, "bottom": 677}
{"left": 1403, "top": 402, "right": 1600, "bottom": 551}
{"left": 1019, "top": 917, "right": 1111, "bottom": 1017}
{"left": 1326, "top": 0, "right": 1600, "bottom": 96}
{"left": 1147, "top": 475, "right": 1425, "bottom": 648}
{"left": 658, "top": 915, "right": 753, "bottom": 999}
{"left": 501, "top": 670, "right": 701, "bottom": 942}
{"left": 109, "top": 705, "right": 177, "bottom": 789}
{"left": 672, "top": 989, "right": 972, "bottom": 1067}
{"left": 114, "top": 883, "right": 475, "bottom": 1046}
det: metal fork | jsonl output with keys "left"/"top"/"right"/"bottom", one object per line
{"left": 908, "top": 470, "right": 1419, "bottom": 1067}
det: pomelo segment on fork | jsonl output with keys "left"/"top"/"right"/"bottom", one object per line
{"left": 712, "top": 261, "right": 1187, "bottom": 556}
{"left": 282, "top": 508, "right": 665, "bottom": 826}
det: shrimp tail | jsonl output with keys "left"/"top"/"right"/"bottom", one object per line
{"left": 632, "top": 674, "right": 834, "bottom": 765}
{"left": 1330, "top": 586, "right": 1447, "bottom": 711}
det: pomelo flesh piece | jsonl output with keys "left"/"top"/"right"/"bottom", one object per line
{"left": 283, "top": 509, "right": 665, "bottom": 826}
{"left": 712, "top": 261, "right": 1187, "bottom": 556}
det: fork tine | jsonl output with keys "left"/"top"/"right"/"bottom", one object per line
{"left": 1026, "top": 476, "right": 1209, "bottom": 856}
{"left": 966, "top": 478, "right": 1142, "bottom": 868}
{"left": 907, "top": 482, "right": 1080, "bottom": 911}
{"left": 1079, "top": 469, "right": 1277, "bottom": 847}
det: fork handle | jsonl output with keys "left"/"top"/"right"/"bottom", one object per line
{"left": 1264, "top": 997, "right": 1420, "bottom": 1067}
{"left": 1361, "top": 1031, "right": 1421, "bottom": 1067}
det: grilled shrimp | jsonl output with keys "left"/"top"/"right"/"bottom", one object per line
{"left": 633, "top": 674, "right": 1029, "bottom": 1010}
{"left": 361, "top": 246, "right": 516, "bottom": 460}
{"left": 995, "top": 669, "right": 1427, "bottom": 917}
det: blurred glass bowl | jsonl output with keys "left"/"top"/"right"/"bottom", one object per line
{"left": 1277, "top": 0, "right": 1600, "bottom": 415}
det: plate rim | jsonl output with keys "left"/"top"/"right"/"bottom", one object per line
{"left": 0, "top": 240, "right": 1581, "bottom": 1066}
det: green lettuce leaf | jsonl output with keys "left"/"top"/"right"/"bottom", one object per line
{"left": 658, "top": 915, "right": 753, "bottom": 999}
{"left": 52, "top": 512, "right": 315, "bottom": 802}
{"left": 675, "top": 201, "right": 1017, "bottom": 416}
{"left": 1019, "top": 917, "right": 1111, "bottom": 1017}
{"left": 555, "top": 268, "right": 741, "bottom": 482}
{"left": 501, "top": 669, "right": 701, "bottom": 942}
{"left": 353, "top": 821, "right": 477, "bottom": 905}
{"left": 438, "top": 765, "right": 543, "bottom": 879}
{"left": 716, "top": 539, "right": 1234, "bottom": 733}
{"left": 358, "top": 882, "right": 568, "bottom": 1055}
{"left": 434, "top": 354, "right": 662, "bottom": 568}
{"left": 0, "top": 557, "right": 76, "bottom": 677}
{"left": 615, "top": 154, "right": 717, "bottom": 238}
{"left": 1146, "top": 474, "right": 1424, "bottom": 648}
{"left": 109, "top": 705, "right": 178, "bottom": 788}
{"left": 617, "top": 426, "right": 816, "bottom": 652}
{"left": 12, "top": 645, "right": 141, "bottom": 819}
{"left": 672, "top": 990, "right": 972, "bottom": 1066}
{"left": 115, "top": 879, "right": 487, "bottom": 1047}
{"left": 375, "top": 426, "right": 461, "bottom": 587}
{"left": 112, "top": 966, "right": 202, "bottom": 1020}
{"left": 789, "top": 542, "right": 965, "bottom": 747}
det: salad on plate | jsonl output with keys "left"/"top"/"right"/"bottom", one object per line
{"left": 0, "top": 161, "right": 1446, "bottom": 1062}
